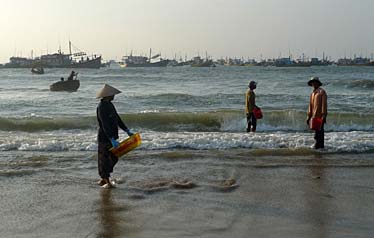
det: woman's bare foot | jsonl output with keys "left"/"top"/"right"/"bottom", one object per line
{"left": 101, "top": 178, "right": 115, "bottom": 188}
{"left": 97, "top": 179, "right": 106, "bottom": 186}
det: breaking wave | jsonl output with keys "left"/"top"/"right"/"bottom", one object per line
{"left": 0, "top": 116, "right": 96, "bottom": 132}
{"left": 349, "top": 79, "right": 374, "bottom": 89}
{"left": 1, "top": 110, "right": 374, "bottom": 132}
{"left": 1, "top": 131, "right": 374, "bottom": 154}
{"left": 329, "top": 78, "right": 374, "bottom": 90}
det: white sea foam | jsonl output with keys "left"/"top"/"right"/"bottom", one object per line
{"left": 1, "top": 130, "right": 374, "bottom": 154}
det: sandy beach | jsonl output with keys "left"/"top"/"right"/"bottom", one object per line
{"left": 1, "top": 150, "right": 374, "bottom": 238}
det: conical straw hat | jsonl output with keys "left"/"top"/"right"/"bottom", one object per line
{"left": 96, "top": 84, "right": 122, "bottom": 98}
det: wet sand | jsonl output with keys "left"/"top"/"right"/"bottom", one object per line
{"left": 1, "top": 150, "right": 374, "bottom": 237}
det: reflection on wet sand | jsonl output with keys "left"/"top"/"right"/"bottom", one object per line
{"left": 127, "top": 178, "right": 195, "bottom": 193}
{"left": 305, "top": 155, "right": 333, "bottom": 238}
{"left": 97, "top": 189, "right": 124, "bottom": 238}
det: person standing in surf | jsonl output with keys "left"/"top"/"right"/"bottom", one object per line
{"left": 96, "top": 84, "right": 134, "bottom": 187}
{"left": 245, "top": 81, "right": 257, "bottom": 132}
{"left": 306, "top": 77, "right": 327, "bottom": 149}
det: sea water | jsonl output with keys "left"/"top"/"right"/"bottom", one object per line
{"left": 0, "top": 66, "right": 374, "bottom": 154}
{"left": 1, "top": 66, "right": 374, "bottom": 237}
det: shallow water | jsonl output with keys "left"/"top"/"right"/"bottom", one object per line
{"left": 1, "top": 150, "right": 374, "bottom": 237}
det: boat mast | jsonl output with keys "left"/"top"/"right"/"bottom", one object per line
{"left": 69, "top": 41, "right": 72, "bottom": 55}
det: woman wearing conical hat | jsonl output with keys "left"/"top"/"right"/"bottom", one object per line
{"left": 96, "top": 84, "right": 134, "bottom": 188}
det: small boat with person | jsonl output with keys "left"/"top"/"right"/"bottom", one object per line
{"left": 50, "top": 71, "right": 80, "bottom": 92}
{"left": 50, "top": 79, "right": 80, "bottom": 92}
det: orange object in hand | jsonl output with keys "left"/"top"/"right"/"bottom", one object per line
{"left": 110, "top": 133, "right": 142, "bottom": 158}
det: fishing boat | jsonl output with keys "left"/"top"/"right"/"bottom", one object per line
{"left": 3, "top": 41, "right": 101, "bottom": 69}
{"left": 337, "top": 57, "right": 374, "bottom": 66}
{"left": 310, "top": 58, "right": 332, "bottom": 66}
{"left": 190, "top": 56, "right": 215, "bottom": 67}
{"left": 31, "top": 67, "right": 44, "bottom": 74}
{"left": 121, "top": 49, "right": 169, "bottom": 67}
{"left": 274, "top": 57, "right": 311, "bottom": 67}
{"left": 40, "top": 41, "right": 101, "bottom": 69}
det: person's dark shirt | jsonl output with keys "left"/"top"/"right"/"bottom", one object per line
{"left": 97, "top": 100, "right": 128, "bottom": 142}
{"left": 68, "top": 72, "right": 76, "bottom": 80}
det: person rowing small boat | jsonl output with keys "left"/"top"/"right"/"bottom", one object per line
{"left": 50, "top": 71, "right": 80, "bottom": 92}
{"left": 67, "top": 71, "right": 78, "bottom": 80}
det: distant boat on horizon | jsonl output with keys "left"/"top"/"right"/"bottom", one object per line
{"left": 274, "top": 57, "right": 311, "bottom": 67}
{"left": 337, "top": 57, "right": 374, "bottom": 66}
{"left": 3, "top": 41, "right": 101, "bottom": 69}
{"left": 190, "top": 55, "right": 215, "bottom": 67}
{"left": 120, "top": 49, "right": 170, "bottom": 67}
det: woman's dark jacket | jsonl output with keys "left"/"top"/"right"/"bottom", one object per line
{"left": 97, "top": 100, "right": 128, "bottom": 143}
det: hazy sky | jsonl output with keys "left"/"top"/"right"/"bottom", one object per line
{"left": 1, "top": 0, "right": 374, "bottom": 63}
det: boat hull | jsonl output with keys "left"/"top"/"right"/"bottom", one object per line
{"left": 50, "top": 80, "right": 80, "bottom": 92}
{"left": 337, "top": 62, "right": 374, "bottom": 66}
{"left": 31, "top": 68, "right": 44, "bottom": 74}
{"left": 4, "top": 56, "right": 102, "bottom": 69}
{"left": 191, "top": 61, "right": 215, "bottom": 67}
{"left": 124, "top": 60, "right": 170, "bottom": 67}
{"left": 47, "top": 56, "right": 102, "bottom": 69}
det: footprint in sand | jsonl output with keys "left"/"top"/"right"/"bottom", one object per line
{"left": 209, "top": 178, "right": 239, "bottom": 192}
{"left": 98, "top": 177, "right": 238, "bottom": 192}
{"left": 128, "top": 178, "right": 196, "bottom": 192}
